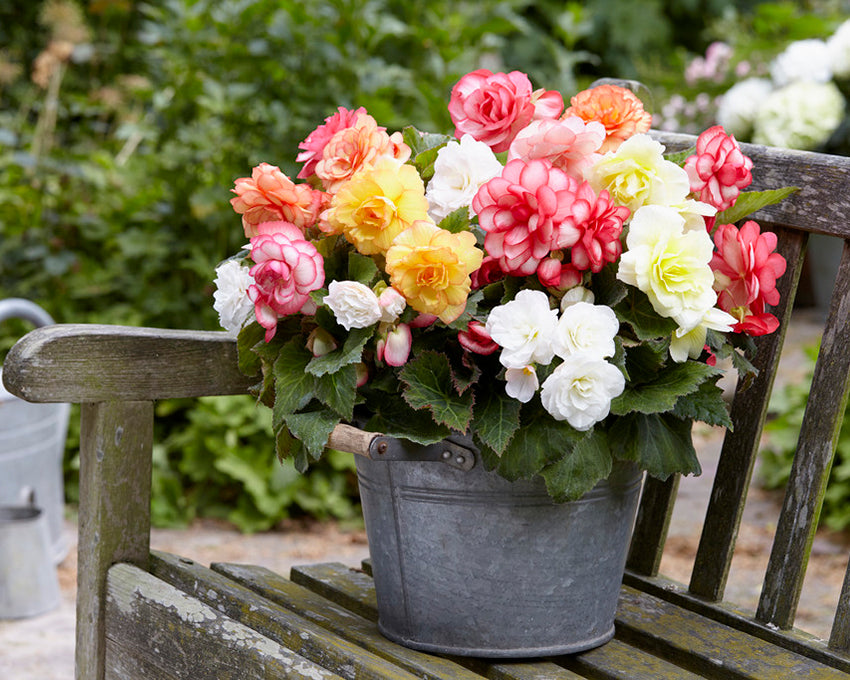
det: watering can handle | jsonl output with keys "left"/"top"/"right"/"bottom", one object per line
{"left": 0, "top": 299, "right": 55, "bottom": 327}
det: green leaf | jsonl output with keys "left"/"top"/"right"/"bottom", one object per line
{"left": 673, "top": 380, "right": 733, "bottom": 428}
{"left": 399, "top": 351, "right": 474, "bottom": 431}
{"left": 314, "top": 363, "right": 357, "bottom": 420}
{"left": 307, "top": 326, "right": 372, "bottom": 377}
{"left": 540, "top": 429, "right": 613, "bottom": 502}
{"left": 364, "top": 398, "right": 451, "bottom": 445}
{"left": 614, "top": 288, "right": 678, "bottom": 341}
{"left": 402, "top": 126, "right": 452, "bottom": 156}
{"left": 272, "top": 340, "right": 316, "bottom": 427}
{"left": 663, "top": 146, "right": 696, "bottom": 166}
{"left": 716, "top": 186, "right": 799, "bottom": 225}
{"left": 609, "top": 413, "right": 701, "bottom": 479}
{"left": 347, "top": 252, "right": 379, "bottom": 285}
{"left": 285, "top": 407, "right": 341, "bottom": 460}
{"left": 622, "top": 342, "right": 668, "bottom": 385}
{"left": 236, "top": 322, "right": 266, "bottom": 377}
{"left": 438, "top": 207, "right": 471, "bottom": 234}
{"left": 472, "top": 388, "right": 522, "bottom": 455}
{"left": 593, "top": 264, "right": 628, "bottom": 308}
{"left": 611, "top": 360, "right": 721, "bottom": 416}
{"left": 494, "top": 411, "right": 582, "bottom": 481}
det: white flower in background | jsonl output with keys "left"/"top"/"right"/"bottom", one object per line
{"left": 485, "top": 289, "right": 558, "bottom": 369}
{"left": 378, "top": 286, "right": 406, "bottom": 322}
{"left": 540, "top": 355, "right": 625, "bottom": 431}
{"left": 560, "top": 286, "right": 595, "bottom": 311}
{"left": 617, "top": 205, "right": 716, "bottom": 332}
{"left": 505, "top": 366, "right": 539, "bottom": 403}
{"left": 716, "top": 78, "right": 774, "bottom": 139}
{"left": 552, "top": 302, "right": 619, "bottom": 360}
{"left": 213, "top": 259, "right": 255, "bottom": 335}
{"left": 770, "top": 39, "right": 833, "bottom": 87}
{"left": 323, "top": 280, "right": 382, "bottom": 330}
{"left": 425, "top": 134, "right": 503, "bottom": 223}
{"left": 752, "top": 80, "right": 845, "bottom": 150}
{"left": 828, "top": 20, "right": 850, "bottom": 79}
{"left": 669, "top": 307, "right": 736, "bottom": 363}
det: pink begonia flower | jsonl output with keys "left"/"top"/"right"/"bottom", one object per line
{"left": 508, "top": 116, "right": 605, "bottom": 179}
{"left": 685, "top": 126, "right": 753, "bottom": 213}
{"left": 458, "top": 320, "right": 499, "bottom": 355}
{"left": 409, "top": 313, "right": 438, "bottom": 328}
{"left": 230, "top": 163, "right": 327, "bottom": 239}
{"left": 536, "top": 257, "right": 582, "bottom": 290}
{"left": 472, "top": 159, "right": 579, "bottom": 276}
{"left": 247, "top": 221, "right": 325, "bottom": 342}
{"left": 555, "top": 182, "right": 630, "bottom": 272}
{"left": 448, "top": 69, "right": 563, "bottom": 153}
{"left": 314, "top": 113, "right": 410, "bottom": 192}
{"left": 296, "top": 106, "right": 367, "bottom": 179}
{"left": 711, "top": 220, "right": 786, "bottom": 336}
{"left": 377, "top": 323, "right": 412, "bottom": 366}
{"left": 470, "top": 256, "right": 507, "bottom": 289}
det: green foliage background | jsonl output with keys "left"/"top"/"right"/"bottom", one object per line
{"left": 2, "top": 0, "right": 823, "bottom": 531}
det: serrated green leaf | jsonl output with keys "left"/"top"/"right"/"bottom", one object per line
{"left": 438, "top": 207, "right": 471, "bottom": 234}
{"left": 236, "top": 322, "right": 266, "bottom": 377}
{"left": 614, "top": 288, "right": 678, "bottom": 341}
{"left": 673, "top": 380, "right": 733, "bottom": 428}
{"left": 364, "top": 399, "right": 451, "bottom": 445}
{"left": 623, "top": 342, "right": 668, "bottom": 384}
{"left": 399, "top": 351, "right": 474, "bottom": 431}
{"left": 472, "top": 388, "right": 522, "bottom": 455}
{"left": 348, "top": 252, "right": 379, "bottom": 285}
{"left": 272, "top": 340, "right": 315, "bottom": 427}
{"left": 611, "top": 360, "right": 720, "bottom": 416}
{"left": 716, "top": 186, "right": 799, "bottom": 225}
{"left": 495, "top": 411, "right": 582, "bottom": 480}
{"left": 314, "top": 363, "right": 357, "bottom": 420}
{"left": 284, "top": 407, "right": 340, "bottom": 460}
{"left": 609, "top": 413, "right": 701, "bottom": 479}
{"left": 593, "top": 264, "right": 629, "bottom": 308}
{"left": 402, "top": 125, "right": 452, "bottom": 156}
{"left": 307, "top": 326, "right": 372, "bottom": 377}
{"left": 540, "top": 429, "right": 613, "bottom": 502}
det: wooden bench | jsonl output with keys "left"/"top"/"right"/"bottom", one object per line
{"left": 5, "top": 131, "right": 850, "bottom": 678}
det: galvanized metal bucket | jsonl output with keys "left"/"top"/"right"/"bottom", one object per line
{"left": 0, "top": 298, "right": 70, "bottom": 563}
{"left": 0, "top": 502, "right": 61, "bottom": 618}
{"left": 355, "top": 439, "right": 643, "bottom": 658}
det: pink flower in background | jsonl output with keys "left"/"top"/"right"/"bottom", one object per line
{"left": 231, "top": 163, "right": 327, "bottom": 239}
{"left": 711, "top": 220, "right": 786, "bottom": 336}
{"left": 508, "top": 116, "right": 605, "bottom": 179}
{"left": 458, "top": 320, "right": 499, "bottom": 355}
{"left": 296, "top": 106, "right": 367, "bottom": 179}
{"left": 556, "top": 183, "right": 630, "bottom": 272}
{"left": 247, "top": 221, "right": 325, "bottom": 341}
{"left": 685, "top": 126, "right": 753, "bottom": 213}
{"left": 448, "top": 69, "right": 563, "bottom": 153}
{"left": 472, "top": 159, "right": 578, "bottom": 276}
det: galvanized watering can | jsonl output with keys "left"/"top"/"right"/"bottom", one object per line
{"left": 0, "top": 298, "right": 70, "bottom": 564}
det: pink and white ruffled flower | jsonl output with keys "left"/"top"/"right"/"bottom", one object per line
{"left": 458, "top": 320, "right": 499, "bottom": 355}
{"left": 296, "top": 106, "right": 367, "bottom": 179}
{"left": 247, "top": 222, "right": 325, "bottom": 341}
{"left": 684, "top": 126, "right": 753, "bottom": 213}
{"left": 508, "top": 116, "right": 605, "bottom": 179}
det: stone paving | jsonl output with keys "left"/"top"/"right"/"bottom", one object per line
{"left": 2, "top": 309, "right": 846, "bottom": 679}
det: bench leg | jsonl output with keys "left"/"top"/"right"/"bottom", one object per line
{"left": 75, "top": 401, "right": 153, "bottom": 680}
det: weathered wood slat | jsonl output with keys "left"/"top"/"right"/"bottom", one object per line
{"left": 616, "top": 585, "right": 849, "bottom": 679}
{"left": 105, "top": 563, "right": 342, "bottom": 680}
{"left": 689, "top": 226, "right": 807, "bottom": 601}
{"left": 77, "top": 401, "right": 153, "bottom": 680}
{"left": 626, "top": 474, "right": 678, "bottom": 576}
{"left": 147, "top": 551, "right": 420, "bottom": 680}
{"left": 653, "top": 131, "right": 850, "bottom": 237}
{"left": 2, "top": 324, "right": 254, "bottom": 403}
{"left": 831, "top": 561, "right": 850, "bottom": 651}
{"left": 560, "top": 638, "right": 704, "bottom": 679}
{"left": 289, "top": 563, "right": 581, "bottom": 680}
{"left": 758, "top": 240, "right": 850, "bottom": 630}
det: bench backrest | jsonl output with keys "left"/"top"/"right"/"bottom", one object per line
{"left": 4, "top": 131, "right": 850, "bottom": 675}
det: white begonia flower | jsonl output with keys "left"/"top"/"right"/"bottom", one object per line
{"left": 213, "top": 259, "right": 255, "bottom": 335}
{"left": 616, "top": 205, "right": 717, "bottom": 333}
{"left": 670, "top": 198, "right": 717, "bottom": 232}
{"left": 752, "top": 80, "right": 845, "bottom": 151}
{"left": 770, "top": 39, "right": 833, "bottom": 87}
{"left": 669, "top": 307, "right": 736, "bottom": 363}
{"left": 560, "top": 286, "right": 595, "bottom": 311}
{"left": 323, "top": 280, "right": 382, "bottom": 330}
{"left": 425, "top": 134, "right": 504, "bottom": 223}
{"left": 828, "top": 20, "right": 850, "bottom": 79}
{"left": 716, "top": 78, "right": 774, "bottom": 139}
{"left": 586, "top": 134, "right": 690, "bottom": 213}
{"left": 378, "top": 286, "right": 406, "bottom": 323}
{"left": 505, "top": 366, "right": 539, "bottom": 403}
{"left": 485, "top": 289, "right": 559, "bottom": 369}
{"left": 552, "top": 302, "right": 619, "bottom": 360}
{"left": 540, "top": 355, "right": 625, "bottom": 431}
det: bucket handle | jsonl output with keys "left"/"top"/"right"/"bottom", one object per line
{"left": 0, "top": 299, "right": 55, "bottom": 328}
{"left": 327, "top": 424, "right": 475, "bottom": 471}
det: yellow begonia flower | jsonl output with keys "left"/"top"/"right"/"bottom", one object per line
{"left": 325, "top": 157, "right": 430, "bottom": 255}
{"left": 385, "top": 221, "right": 484, "bottom": 324}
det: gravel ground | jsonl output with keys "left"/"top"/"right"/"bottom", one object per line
{"left": 2, "top": 310, "right": 845, "bottom": 679}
